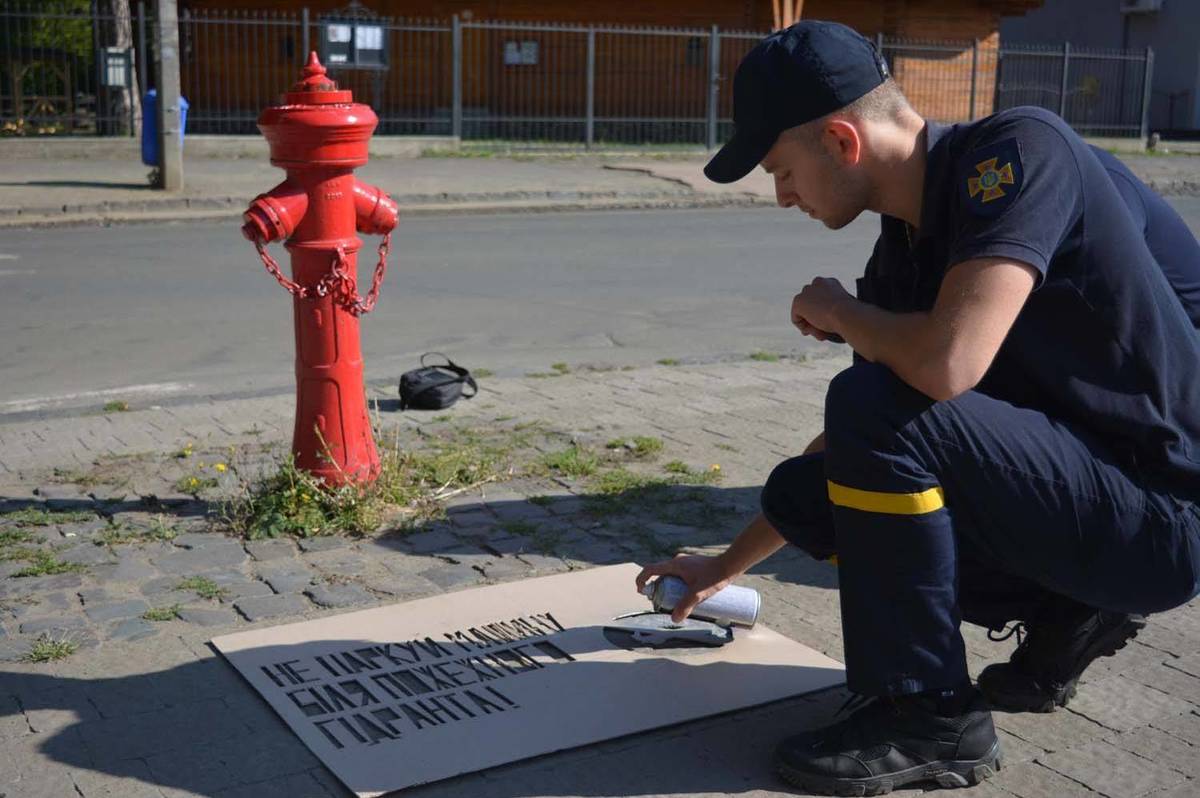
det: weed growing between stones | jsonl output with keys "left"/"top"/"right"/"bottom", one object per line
{"left": 24, "top": 634, "right": 78, "bottom": 663}
{"left": 143, "top": 605, "right": 182, "bottom": 622}
{"left": 0, "top": 508, "right": 94, "bottom": 527}
{"left": 222, "top": 424, "right": 523, "bottom": 540}
{"left": 6, "top": 549, "right": 87, "bottom": 578}
{"left": 177, "top": 576, "right": 228, "bottom": 601}
{"left": 538, "top": 445, "right": 601, "bottom": 478}
{"left": 749, "top": 351, "right": 780, "bottom": 362}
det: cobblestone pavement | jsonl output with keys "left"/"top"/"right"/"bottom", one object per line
{"left": 1, "top": 354, "right": 1198, "bottom": 798}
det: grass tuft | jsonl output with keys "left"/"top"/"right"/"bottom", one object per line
{"left": 143, "top": 605, "right": 182, "bottom": 622}
{"left": 9, "top": 550, "right": 87, "bottom": 578}
{"left": 749, "top": 351, "right": 780, "bottom": 362}
{"left": 103, "top": 400, "right": 130, "bottom": 413}
{"left": 539, "top": 445, "right": 600, "bottom": 478}
{"left": 24, "top": 634, "right": 78, "bottom": 663}
{"left": 0, "top": 508, "right": 94, "bottom": 527}
{"left": 177, "top": 576, "right": 228, "bottom": 601}
{"left": 656, "top": 358, "right": 680, "bottom": 366}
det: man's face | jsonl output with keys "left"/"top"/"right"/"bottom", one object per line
{"left": 761, "top": 126, "right": 869, "bottom": 230}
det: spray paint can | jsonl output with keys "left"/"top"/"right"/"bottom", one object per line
{"left": 643, "top": 575, "right": 761, "bottom": 628}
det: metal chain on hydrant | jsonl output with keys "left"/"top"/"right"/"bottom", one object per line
{"left": 252, "top": 232, "right": 391, "bottom": 316}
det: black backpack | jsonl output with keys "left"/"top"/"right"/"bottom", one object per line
{"left": 398, "top": 353, "right": 478, "bottom": 411}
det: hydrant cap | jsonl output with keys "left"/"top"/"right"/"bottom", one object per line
{"left": 284, "top": 52, "right": 353, "bottom": 105}
{"left": 257, "top": 51, "right": 378, "bottom": 167}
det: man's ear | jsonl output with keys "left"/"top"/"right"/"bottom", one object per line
{"left": 822, "top": 119, "right": 863, "bottom": 167}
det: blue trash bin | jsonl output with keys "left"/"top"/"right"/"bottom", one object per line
{"left": 141, "top": 90, "right": 189, "bottom": 167}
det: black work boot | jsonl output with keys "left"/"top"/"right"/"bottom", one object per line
{"left": 774, "top": 688, "right": 1001, "bottom": 795}
{"left": 978, "top": 598, "right": 1147, "bottom": 713}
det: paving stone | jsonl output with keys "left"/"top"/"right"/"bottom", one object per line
{"left": 18, "top": 572, "right": 84, "bottom": 592}
{"left": 419, "top": 562, "right": 482, "bottom": 590}
{"left": 296, "top": 535, "right": 348, "bottom": 552}
{"left": 487, "top": 499, "right": 554, "bottom": 522}
{"left": 997, "top": 728, "right": 1044, "bottom": 766}
{"left": 53, "top": 542, "right": 114, "bottom": 566}
{"left": 515, "top": 552, "right": 571, "bottom": 573}
{"left": 304, "top": 551, "right": 368, "bottom": 577}
{"left": 213, "top": 771, "right": 338, "bottom": 798}
{"left": 480, "top": 557, "right": 533, "bottom": 581}
{"left": 561, "top": 539, "right": 630, "bottom": 565}
{"left": 171, "top": 531, "right": 228, "bottom": 548}
{"left": 107, "top": 617, "right": 158, "bottom": 642}
{"left": 245, "top": 538, "right": 297, "bottom": 561}
{"left": 235, "top": 593, "right": 311, "bottom": 622}
{"left": 403, "top": 527, "right": 462, "bottom": 554}
{"left": 83, "top": 598, "right": 150, "bottom": 623}
{"left": 0, "top": 694, "right": 30, "bottom": 741}
{"left": 139, "top": 574, "right": 195, "bottom": 599}
{"left": 1168, "top": 653, "right": 1200, "bottom": 680}
{"left": 68, "top": 759, "right": 165, "bottom": 798}
{"left": 446, "top": 509, "right": 494, "bottom": 528}
{"left": 482, "top": 535, "right": 535, "bottom": 556}
{"left": 1153, "top": 710, "right": 1200, "bottom": 745}
{"left": 18, "top": 614, "right": 87, "bottom": 635}
{"left": 257, "top": 563, "right": 315, "bottom": 594}
{"left": 78, "top": 587, "right": 112, "bottom": 605}
{"left": 1137, "top": 623, "right": 1200, "bottom": 657}
{"left": 1038, "top": 739, "right": 1187, "bottom": 797}
{"left": 0, "top": 638, "right": 31, "bottom": 661}
{"left": 177, "top": 606, "right": 239, "bottom": 627}
{"left": 995, "top": 704, "right": 1110, "bottom": 753}
{"left": 994, "top": 761, "right": 1099, "bottom": 798}
{"left": 304, "top": 583, "right": 375, "bottom": 608}
{"left": 55, "top": 517, "right": 109, "bottom": 540}
{"left": 439, "top": 544, "right": 495, "bottom": 569}
{"left": 1070, "top": 675, "right": 1194, "bottom": 732}
{"left": 209, "top": 577, "right": 274, "bottom": 602}
{"left": 1127, "top": 661, "right": 1200, "bottom": 707}
{"left": 1113, "top": 725, "right": 1200, "bottom": 778}
{"left": 6, "top": 591, "right": 75, "bottom": 619}
{"left": 152, "top": 542, "right": 248, "bottom": 573}
{"left": 96, "top": 551, "right": 159, "bottom": 583}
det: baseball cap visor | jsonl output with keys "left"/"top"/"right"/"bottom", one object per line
{"left": 703, "top": 129, "right": 776, "bottom": 184}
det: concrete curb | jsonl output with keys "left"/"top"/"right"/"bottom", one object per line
{"left": 0, "top": 192, "right": 772, "bottom": 229}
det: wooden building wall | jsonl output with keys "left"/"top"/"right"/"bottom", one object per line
{"left": 179, "top": 0, "right": 1042, "bottom": 133}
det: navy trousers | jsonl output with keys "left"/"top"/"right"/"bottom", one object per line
{"left": 761, "top": 362, "right": 1200, "bottom": 697}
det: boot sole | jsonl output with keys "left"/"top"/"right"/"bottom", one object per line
{"left": 982, "top": 615, "right": 1147, "bottom": 713}
{"left": 775, "top": 740, "right": 1002, "bottom": 796}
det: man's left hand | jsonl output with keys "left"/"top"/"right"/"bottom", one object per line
{"left": 792, "top": 277, "right": 852, "bottom": 341}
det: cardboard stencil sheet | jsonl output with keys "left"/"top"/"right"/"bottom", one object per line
{"left": 212, "top": 563, "right": 845, "bottom": 796}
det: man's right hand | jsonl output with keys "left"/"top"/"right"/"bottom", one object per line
{"left": 635, "top": 553, "right": 737, "bottom": 624}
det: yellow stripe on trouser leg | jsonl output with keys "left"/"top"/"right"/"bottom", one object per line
{"left": 827, "top": 480, "right": 946, "bottom": 515}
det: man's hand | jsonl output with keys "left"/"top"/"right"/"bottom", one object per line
{"left": 635, "top": 554, "right": 735, "bottom": 624}
{"left": 792, "top": 277, "right": 852, "bottom": 342}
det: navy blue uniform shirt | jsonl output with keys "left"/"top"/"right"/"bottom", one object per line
{"left": 857, "top": 107, "right": 1200, "bottom": 499}
{"left": 1093, "top": 147, "right": 1200, "bottom": 329}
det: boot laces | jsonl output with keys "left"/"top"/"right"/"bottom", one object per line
{"left": 988, "top": 621, "right": 1026, "bottom": 645}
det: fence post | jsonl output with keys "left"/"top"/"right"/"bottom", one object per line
{"left": 969, "top": 39, "right": 978, "bottom": 121}
{"left": 301, "top": 7, "right": 310, "bottom": 61}
{"left": 1059, "top": 41, "right": 1070, "bottom": 120}
{"left": 1140, "top": 47, "right": 1155, "bottom": 144}
{"left": 585, "top": 27, "right": 595, "bottom": 149}
{"left": 155, "top": 0, "right": 184, "bottom": 190}
{"left": 706, "top": 24, "right": 720, "bottom": 150}
{"left": 451, "top": 15, "right": 462, "bottom": 139}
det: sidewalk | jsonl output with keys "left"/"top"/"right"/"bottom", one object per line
{"left": 0, "top": 152, "right": 770, "bottom": 228}
{"left": 4, "top": 144, "right": 1199, "bottom": 228}
{"left": 1, "top": 354, "right": 1198, "bottom": 798}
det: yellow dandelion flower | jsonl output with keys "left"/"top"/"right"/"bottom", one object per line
{"left": 214, "top": 463, "right": 227, "bottom": 473}
{"left": 710, "top": 463, "right": 721, "bottom": 472}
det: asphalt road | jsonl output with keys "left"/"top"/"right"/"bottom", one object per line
{"left": 3, "top": 200, "right": 1199, "bottom": 418}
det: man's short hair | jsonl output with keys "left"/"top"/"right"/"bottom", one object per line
{"left": 788, "top": 78, "right": 911, "bottom": 143}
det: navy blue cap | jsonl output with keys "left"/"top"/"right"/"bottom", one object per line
{"left": 704, "top": 21, "right": 890, "bottom": 184}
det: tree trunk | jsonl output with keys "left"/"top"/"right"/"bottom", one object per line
{"left": 101, "top": 0, "right": 139, "bottom": 136}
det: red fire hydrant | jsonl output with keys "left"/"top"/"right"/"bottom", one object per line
{"left": 241, "top": 52, "right": 398, "bottom": 485}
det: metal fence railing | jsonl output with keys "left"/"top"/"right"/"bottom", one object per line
{"left": 0, "top": 0, "right": 153, "bottom": 137}
{"left": 0, "top": 3, "right": 1157, "bottom": 144}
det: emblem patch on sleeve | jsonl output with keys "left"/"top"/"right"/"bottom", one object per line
{"left": 960, "top": 138, "right": 1023, "bottom": 218}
